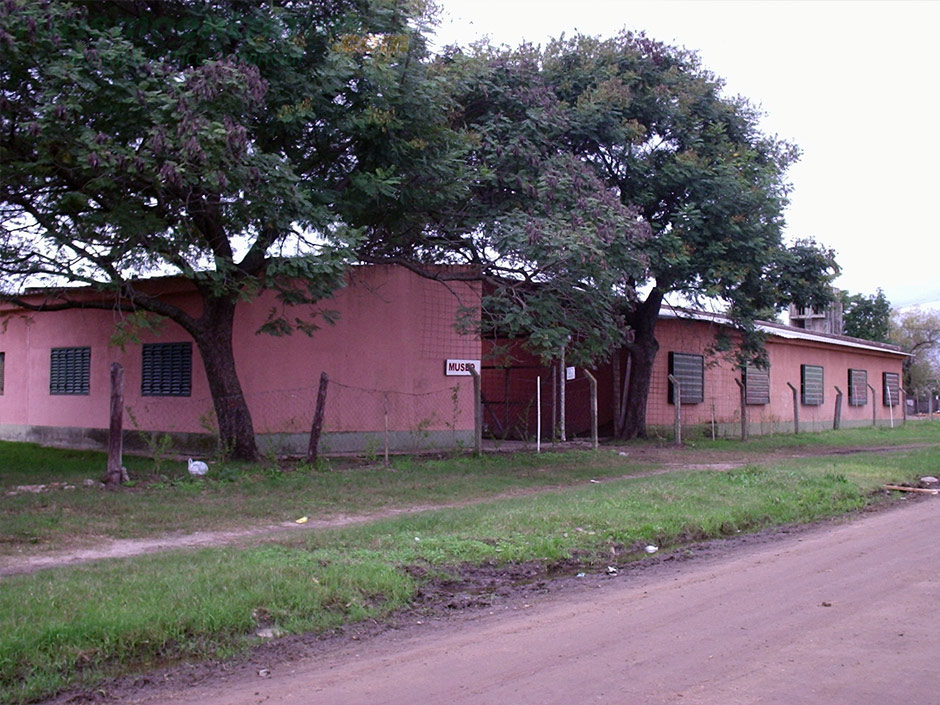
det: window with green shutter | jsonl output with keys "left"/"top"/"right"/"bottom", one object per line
{"left": 668, "top": 352, "right": 704, "bottom": 404}
{"left": 50, "top": 347, "right": 91, "bottom": 395}
{"left": 141, "top": 342, "right": 192, "bottom": 396}
{"left": 744, "top": 363, "right": 770, "bottom": 405}
{"left": 882, "top": 372, "right": 900, "bottom": 407}
{"left": 848, "top": 369, "right": 867, "bottom": 406}
{"left": 801, "top": 364, "right": 824, "bottom": 406}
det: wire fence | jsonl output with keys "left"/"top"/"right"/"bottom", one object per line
{"left": 317, "top": 379, "right": 473, "bottom": 456}
{"left": 123, "top": 374, "right": 476, "bottom": 457}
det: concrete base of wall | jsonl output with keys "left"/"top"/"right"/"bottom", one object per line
{"left": 0, "top": 424, "right": 475, "bottom": 457}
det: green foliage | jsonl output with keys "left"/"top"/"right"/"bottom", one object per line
{"left": 537, "top": 32, "right": 839, "bottom": 431}
{"left": 0, "top": 0, "right": 454, "bottom": 458}
{"left": 841, "top": 288, "right": 891, "bottom": 342}
{"left": 890, "top": 308, "right": 940, "bottom": 393}
{"left": 363, "top": 43, "right": 651, "bottom": 365}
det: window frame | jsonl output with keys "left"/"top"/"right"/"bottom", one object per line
{"left": 847, "top": 368, "right": 868, "bottom": 407}
{"left": 882, "top": 371, "right": 900, "bottom": 408}
{"left": 50, "top": 346, "right": 91, "bottom": 395}
{"left": 141, "top": 342, "right": 193, "bottom": 397}
{"left": 800, "top": 364, "right": 824, "bottom": 406}
{"left": 744, "top": 362, "right": 770, "bottom": 405}
{"left": 0, "top": 351, "right": 5, "bottom": 395}
{"left": 668, "top": 352, "right": 705, "bottom": 405}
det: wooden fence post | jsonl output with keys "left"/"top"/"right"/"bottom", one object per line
{"left": 306, "top": 372, "right": 329, "bottom": 464}
{"left": 833, "top": 385, "right": 843, "bottom": 430}
{"left": 470, "top": 367, "right": 482, "bottom": 456}
{"left": 668, "top": 374, "right": 682, "bottom": 446}
{"left": 583, "top": 370, "right": 598, "bottom": 450}
{"left": 104, "top": 362, "right": 125, "bottom": 488}
{"left": 786, "top": 382, "right": 799, "bottom": 435}
{"left": 734, "top": 377, "right": 748, "bottom": 441}
{"left": 900, "top": 389, "right": 907, "bottom": 425}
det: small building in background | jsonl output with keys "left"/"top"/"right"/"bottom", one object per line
{"left": 787, "top": 298, "right": 844, "bottom": 335}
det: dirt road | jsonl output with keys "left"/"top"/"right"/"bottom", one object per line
{"left": 125, "top": 497, "right": 938, "bottom": 705}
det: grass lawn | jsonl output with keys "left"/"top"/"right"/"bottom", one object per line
{"left": 1, "top": 420, "right": 938, "bottom": 703}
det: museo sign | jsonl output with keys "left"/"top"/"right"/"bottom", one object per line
{"left": 445, "top": 359, "right": 480, "bottom": 376}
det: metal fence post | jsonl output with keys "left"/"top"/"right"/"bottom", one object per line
{"left": 833, "top": 385, "right": 843, "bottom": 430}
{"left": 786, "top": 382, "right": 799, "bottom": 434}
{"left": 734, "top": 377, "right": 747, "bottom": 441}
{"left": 668, "top": 374, "right": 682, "bottom": 446}
{"left": 867, "top": 383, "right": 877, "bottom": 427}
{"left": 536, "top": 376, "right": 541, "bottom": 454}
{"left": 383, "top": 392, "right": 389, "bottom": 466}
{"left": 559, "top": 346, "right": 566, "bottom": 442}
{"left": 583, "top": 370, "right": 598, "bottom": 450}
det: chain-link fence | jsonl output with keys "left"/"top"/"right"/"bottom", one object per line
{"left": 123, "top": 374, "right": 476, "bottom": 458}
{"left": 318, "top": 379, "right": 473, "bottom": 456}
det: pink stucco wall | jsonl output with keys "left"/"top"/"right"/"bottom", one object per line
{"left": 0, "top": 266, "right": 481, "bottom": 450}
{"left": 646, "top": 316, "right": 906, "bottom": 432}
{"left": 479, "top": 314, "right": 906, "bottom": 440}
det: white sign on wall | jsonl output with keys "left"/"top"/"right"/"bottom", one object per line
{"left": 566, "top": 366, "right": 576, "bottom": 381}
{"left": 445, "top": 359, "right": 480, "bottom": 376}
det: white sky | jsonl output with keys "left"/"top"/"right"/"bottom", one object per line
{"left": 429, "top": 0, "right": 940, "bottom": 310}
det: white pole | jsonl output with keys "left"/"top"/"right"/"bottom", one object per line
{"left": 888, "top": 384, "right": 895, "bottom": 428}
{"left": 536, "top": 376, "right": 541, "bottom": 454}
{"left": 559, "top": 346, "right": 566, "bottom": 443}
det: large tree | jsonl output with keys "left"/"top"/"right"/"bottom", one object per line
{"left": 841, "top": 289, "right": 891, "bottom": 342}
{"left": 359, "top": 44, "right": 651, "bottom": 365}
{"left": 540, "top": 33, "right": 839, "bottom": 437}
{"left": 0, "top": 0, "right": 457, "bottom": 459}
{"left": 890, "top": 308, "right": 940, "bottom": 396}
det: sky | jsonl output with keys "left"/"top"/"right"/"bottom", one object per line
{"left": 429, "top": 0, "right": 940, "bottom": 310}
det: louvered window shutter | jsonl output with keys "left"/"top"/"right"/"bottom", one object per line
{"left": 141, "top": 342, "right": 192, "bottom": 396}
{"left": 50, "top": 347, "right": 91, "bottom": 395}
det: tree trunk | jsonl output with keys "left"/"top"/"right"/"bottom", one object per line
{"left": 194, "top": 297, "right": 259, "bottom": 461}
{"left": 620, "top": 289, "right": 664, "bottom": 440}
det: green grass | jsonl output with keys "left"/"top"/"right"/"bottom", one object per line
{"left": 0, "top": 444, "right": 658, "bottom": 552}
{"left": 3, "top": 421, "right": 939, "bottom": 553}
{"left": 2, "top": 432, "right": 938, "bottom": 703}
{"left": 692, "top": 418, "right": 939, "bottom": 451}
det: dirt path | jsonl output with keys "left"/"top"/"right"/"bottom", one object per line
{"left": 2, "top": 443, "right": 932, "bottom": 578}
{"left": 120, "top": 496, "right": 940, "bottom": 705}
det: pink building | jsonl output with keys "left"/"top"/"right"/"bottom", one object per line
{"left": 0, "top": 266, "right": 907, "bottom": 453}
{"left": 645, "top": 309, "right": 906, "bottom": 434}
{"left": 482, "top": 308, "right": 907, "bottom": 440}
{"left": 0, "top": 266, "right": 482, "bottom": 454}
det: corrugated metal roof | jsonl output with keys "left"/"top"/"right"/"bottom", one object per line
{"left": 659, "top": 306, "right": 909, "bottom": 357}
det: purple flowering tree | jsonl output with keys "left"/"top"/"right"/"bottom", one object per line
{"left": 0, "top": 0, "right": 457, "bottom": 459}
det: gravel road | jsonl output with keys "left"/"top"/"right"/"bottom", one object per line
{"left": 126, "top": 496, "right": 938, "bottom": 705}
